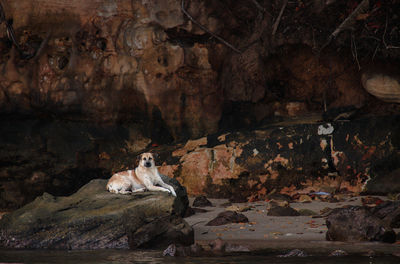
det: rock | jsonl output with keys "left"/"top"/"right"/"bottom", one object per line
{"left": 192, "top": 196, "right": 213, "bottom": 207}
{"left": 370, "top": 201, "right": 400, "bottom": 228}
{"left": 127, "top": 214, "right": 193, "bottom": 249}
{"left": 0, "top": 179, "right": 192, "bottom": 249}
{"left": 365, "top": 167, "right": 400, "bottom": 195}
{"left": 320, "top": 207, "right": 333, "bottom": 216}
{"left": 361, "top": 69, "right": 400, "bottom": 103}
{"left": 329, "top": 249, "right": 348, "bottom": 257}
{"left": 361, "top": 196, "right": 384, "bottom": 207}
{"left": 160, "top": 174, "right": 189, "bottom": 217}
{"left": 266, "top": 193, "right": 292, "bottom": 202}
{"left": 278, "top": 249, "right": 308, "bottom": 257}
{"left": 326, "top": 206, "right": 396, "bottom": 243}
{"left": 268, "top": 200, "right": 289, "bottom": 208}
{"left": 298, "top": 194, "right": 312, "bottom": 203}
{"left": 163, "top": 244, "right": 177, "bottom": 256}
{"left": 298, "top": 209, "right": 318, "bottom": 216}
{"left": 268, "top": 206, "right": 300, "bottom": 216}
{"left": 209, "top": 238, "right": 226, "bottom": 252}
{"left": 226, "top": 205, "right": 252, "bottom": 212}
{"left": 163, "top": 243, "right": 205, "bottom": 257}
{"left": 206, "top": 211, "right": 249, "bottom": 226}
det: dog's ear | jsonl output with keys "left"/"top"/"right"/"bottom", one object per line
{"left": 136, "top": 154, "right": 142, "bottom": 164}
{"left": 152, "top": 153, "right": 159, "bottom": 160}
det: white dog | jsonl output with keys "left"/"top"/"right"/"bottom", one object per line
{"left": 106, "top": 152, "right": 177, "bottom": 196}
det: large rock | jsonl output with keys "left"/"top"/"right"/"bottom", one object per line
{"left": 370, "top": 201, "right": 400, "bottom": 228}
{"left": 0, "top": 179, "right": 192, "bottom": 249}
{"left": 326, "top": 206, "right": 396, "bottom": 243}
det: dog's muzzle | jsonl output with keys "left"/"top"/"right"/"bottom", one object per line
{"left": 145, "top": 162, "right": 152, "bottom": 168}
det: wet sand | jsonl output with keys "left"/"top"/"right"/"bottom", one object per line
{"left": 185, "top": 197, "right": 400, "bottom": 255}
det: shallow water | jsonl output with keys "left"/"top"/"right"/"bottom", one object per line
{"left": 0, "top": 249, "right": 399, "bottom": 264}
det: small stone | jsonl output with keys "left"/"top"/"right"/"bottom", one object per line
{"left": 193, "top": 196, "right": 212, "bottom": 207}
{"left": 329, "top": 249, "right": 348, "bottom": 256}
{"left": 209, "top": 238, "right": 226, "bottom": 251}
{"left": 226, "top": 205, "right": 240, "bottom": 212}
{"left": 268, "top": 206, "right": 300, "bottom": 216}
{"left": 206, "top": 211, "right": 249, "bottom": 226}
{"left": 298, "top": 194, "right": 312, "bottom": 203}
{"left": 278, "top": 249, "right": 307, "bottom": 257}
{"left": 268, "top": 199, "right": 289, "bottom": 208}
{"left": 266, "top": 193, "right": 292, "bottom": 202}
{"left": 163, "top": 244, "right": 177, "bottom": 256}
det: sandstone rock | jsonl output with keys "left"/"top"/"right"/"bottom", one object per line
{"left": 206, "top": 211, "right": 249, "bottom": 226}
{"left": 326, "top": 206, "right": 396, "bottom": 243}
{"left": 192, "top": 195, "right": 212, "bottom": 207}
{"left": 268, "top": 205, "right": 300, "bottom": 217}
{"left": 0, "top": 179, "right": 192, "bottom": 249}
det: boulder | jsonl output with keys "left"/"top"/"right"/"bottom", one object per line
{"left": 192, "top": 196, "right": 213, "bottom": 207}
{"left": 267, "top": 205, "right": 300, "bottom": 216}
{"left": 0, "top": 179, "right": 192, "bottom": 249}
{"left": 370, "top": 201, "right": 400, "bottom": 228}
{"left": 326, "top": 206, "right": 396, "bottom": 243}
{"left": 206, "top": 211, "right": 249, "bottom": 226}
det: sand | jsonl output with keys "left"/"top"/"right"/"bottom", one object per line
{"left": 184, "top": 196, "right": 400, "bottom": 255}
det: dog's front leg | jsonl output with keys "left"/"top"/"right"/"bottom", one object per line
{"left": 158, "top": 182, "right": 177, "bottom": 197}
{"left": 143, "top": 179, "right": 172, "bottom": 195}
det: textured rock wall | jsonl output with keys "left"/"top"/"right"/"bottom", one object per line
{"left": 159, "top": 116, "right": 400, "bottom": 200}
{"left": 1, "top": 0, "right": 400, "bottom": 209}
{"left": 2, "top": 0, "right": 398, "bottom": 141}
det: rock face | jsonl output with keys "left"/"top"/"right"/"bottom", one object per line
{"left": 326, "top": 206, "right": 396, "bottom": 243}
{"left": 159, "top": 115, "right": 400, "bottom": 200}
{"left": 1, "top": 0, "right": 400, "bottom": 210}
{"left": 0, "top": 179, "right": 192, "bottom": 249}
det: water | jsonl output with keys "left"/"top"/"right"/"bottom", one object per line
{"left": 0, "top": 250, "right": 399, "bottom": 264}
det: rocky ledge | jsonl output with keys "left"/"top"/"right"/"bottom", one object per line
{"left": 0, "top": 176, "right": 193, "bottom": 249}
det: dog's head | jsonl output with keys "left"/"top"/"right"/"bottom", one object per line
{"left": 137, "top": 152, "right": 157, "bottom": 168}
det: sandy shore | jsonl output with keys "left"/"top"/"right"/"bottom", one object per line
{"left": 184, "top": 197, "right": 400, "bottom": 255}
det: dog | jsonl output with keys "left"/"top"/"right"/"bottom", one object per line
{"left": 106, "top": 152, "right": 177, "bottom": 196}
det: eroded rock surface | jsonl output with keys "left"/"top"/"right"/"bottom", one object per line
{"left": 326, "top": 206, "right": 396, "bottom": 243}
{"left": 0, "top": 178, "right": 192, "bottom": 249}
{"left": 159, "top": 115, "right": 400, "bottom": 200}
